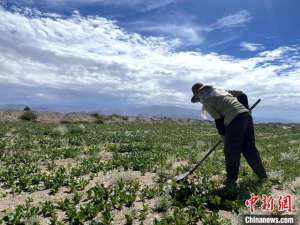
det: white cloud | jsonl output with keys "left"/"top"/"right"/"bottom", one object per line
{"left": 71, "top": 0, "right": 175, "bottom": 8}
{"left": 124, "top": 10, "right": 251, "bottom": 48}
{"left": 13, "top": 0, "right": 176, "bottom": 12}
{"left": 0, "top": 7, "right": 300, "bottom": 120}
{"left": 94, "top": 0, "right": 176, "bottom": 11}
{"left": 241, "top": 42, "right": 265, "bottom": 51}
{"left": 126, "top": 22, "right": 205, "bottom": 47}
{"left": 212, "top": 10, "right": 252, "bottom": 30}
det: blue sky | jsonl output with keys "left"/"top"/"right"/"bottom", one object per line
{"left": 0, "top": 0, "right": 300, "bottom": 121}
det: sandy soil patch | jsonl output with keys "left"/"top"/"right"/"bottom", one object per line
{"left": 87, "top": 170, "right": 156, "bottom": 189}
{"left": 0, "top": 187, "right": 69, "bottom": 213}
{"left": 172, "top": 160, "right": 189, "bottom": 169}
{"left": 0, "top": 170, "right": 156, "bottom": 214}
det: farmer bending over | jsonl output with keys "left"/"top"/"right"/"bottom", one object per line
{"left": 191, "top": 83, "right": 267, "bottom": 189}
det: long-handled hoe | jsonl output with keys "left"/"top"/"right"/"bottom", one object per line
{"left": 175, "top": 99, "right": 261, "bottom": 182}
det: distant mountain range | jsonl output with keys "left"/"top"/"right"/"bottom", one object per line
{"left": 99, "top": 105, "right": 201, "bottom": 119}
{"left": 0, "top": 104, "right": 298, "bottom": 123}
{"left": 0, "top": 104, "right": 28, "bottom": 110}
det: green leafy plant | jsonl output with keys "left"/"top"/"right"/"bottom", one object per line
{"left": 0, "top": 120, "right": 299, "bottom": 224}
{"left": 2, "top": 198, "right": 40, "bottom": 225}
{"left": 138, "top": 203, "right": 149, "bottom": 225}
{"left": 125, "top": 211, "right": 134, "bottom": 225}
{"left": 41, "top": 200, "right": 56, "bottom": 217}
{"left": 154, "top": 194, "right": 172, "bottom": 213}
{"left": 20, "top": 110, "right": 37, "bottom": 122}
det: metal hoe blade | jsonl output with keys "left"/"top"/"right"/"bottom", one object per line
{"left": 175, "top": 99, "right": 261, "bottom": 182}
{"left": 174, "top": 172, "right": 190, "bottom": 181}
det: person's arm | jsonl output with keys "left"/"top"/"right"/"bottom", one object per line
{"left": 202, "top": 100, "right": 226, "bottom": 140}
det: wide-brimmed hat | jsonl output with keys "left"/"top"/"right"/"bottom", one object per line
{"left": 191, "top": 82, "right": 204, "bottom": 103}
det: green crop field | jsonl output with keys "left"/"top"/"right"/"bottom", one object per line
{"left": 0, "top": 121, "right": 299, "bottom": 225}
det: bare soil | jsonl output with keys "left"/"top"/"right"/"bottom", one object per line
{"left": 0, "top": 170, "right": 156, "bottom": 213}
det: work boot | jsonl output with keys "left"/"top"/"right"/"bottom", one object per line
{"left": 257, "top": 176, "right": 268, "bottom": 184}
{"left": 214, "top": 179, "right": 238, "bottom": 200}
{"left": 223, "top": 178, "right": 237, "bottom": 186}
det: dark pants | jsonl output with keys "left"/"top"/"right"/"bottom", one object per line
{"left": 224, "top": 112, "right": 267, "bottom": 182}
